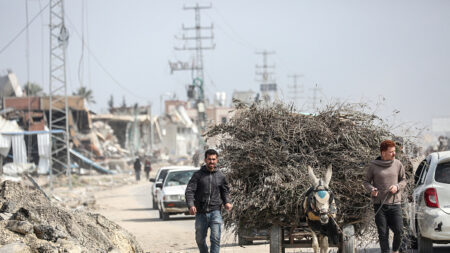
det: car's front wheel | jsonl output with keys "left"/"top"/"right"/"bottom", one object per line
{"left": 159, "top": 205, "right": 169, "bottom": 220}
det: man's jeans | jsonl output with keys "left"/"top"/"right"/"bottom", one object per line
{"left": 195, "top": 210, "right": 222, "bottom": 253}
{"left": 373, "top": 204, "right": 403, "bottom": 253}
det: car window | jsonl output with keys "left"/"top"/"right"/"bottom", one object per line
{"left": 418, "top": 162, "right": 429, "bottom": 185}
{"left": 164, "top": 170, "right": 196, "bottom": 187}
{"left": 435, "top": 162, "right": 450, "bottom": 184}
{"left": 415, "top": 159, "right": 427, "bottom": 185}
{"left": 157, "top": 169, "right": 169, "bottom": 182}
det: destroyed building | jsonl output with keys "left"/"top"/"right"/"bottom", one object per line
{"left": 0, "top": 96, "right": 118, "bottom": 175}
{"left": 92, "top": 105, "right": 153, "bottom": 158}
{"left": 0, "top": 71, "right": 23, "bottom": 98}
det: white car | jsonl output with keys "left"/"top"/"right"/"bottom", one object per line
{"left": 409, "top": 151, "right": 450, "bottom": 252}
{"left": 156, "top": 166, "right": 198, "bottom": 220}
{"left": 149, "top": 167, "right": 173, "bottom": 209}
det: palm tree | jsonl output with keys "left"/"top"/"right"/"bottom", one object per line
{"left": 73, "top": 86, "right": 95, "bottom": 104}
{"left": 23, "top": 82, "right": 45, "bottom": 96}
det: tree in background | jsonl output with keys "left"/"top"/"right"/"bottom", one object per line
{"left": 73, "top": 86, "right": 95, "bottom": 104}
{"left": 23, "top": 82, "right": 45, "bottom": 96}
{"left": 107, "top": 94, "right": 114, "bottom": 110}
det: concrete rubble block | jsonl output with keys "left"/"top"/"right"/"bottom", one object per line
{"left": 0, "top": 212, "right": 12, "bottom": 220}
{"left": 0, "top": 201, "right": 17, "bottom": 213}
{"left": 56, "top": 239, "right": 84, "bottom": 253}
{"left": 6, "top": 220, "right": 34, "bottom": 235}
{"left": 34, "top": 244, "right": 58, "bottom": 253}
{"left": 12, "top": 207, "right": 41, "bottom": 224}
{"left": 33, "top": 224, "right": 68, "bottom": 242}
{"left": 0, "top": 242, "right": 31, "bottom": 253}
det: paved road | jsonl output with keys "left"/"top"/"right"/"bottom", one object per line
{"left": 93, "top": 176, "right": 450, "bottom": 253}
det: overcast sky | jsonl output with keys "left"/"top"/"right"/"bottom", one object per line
{"left": 1, "top": 0, "right": 449, "bottom": 132}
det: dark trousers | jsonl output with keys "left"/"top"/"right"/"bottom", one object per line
{"left": 373, "top": 204, "right": 403, "bottom": 253}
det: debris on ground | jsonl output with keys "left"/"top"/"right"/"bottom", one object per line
{"left": 0, "top": 178, "right": 144, "bottom": 253}
{"left": 206, "top": 101, "right": 415, "bottom": 243}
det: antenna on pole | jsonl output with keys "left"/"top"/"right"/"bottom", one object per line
{"left": 255, "top": 50, "right": 277, "bottom": 102}
{"left": 49, "top": 0, "right": 71, "bottom": 190}
{"left": 309, "top": 83, "right": 322, "bottom": 112}
{"left": 169, "top": 3, "right": 214, "bottom": 134}
{"left": 287, "top": 74, "right": 304, "bottom": 107}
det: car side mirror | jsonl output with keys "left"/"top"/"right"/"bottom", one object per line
{"left": 149, "top": 178, "right": 155, "bottom": 182}
{"left": 156, "top": 182, "right": 163, "bottom": 189}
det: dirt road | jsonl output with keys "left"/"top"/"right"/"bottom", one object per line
{"left": 92, "top": 175, "right": 450, "bottom": 253}
{"left": 93, "top": 177, "right": 272, "bottom": 253}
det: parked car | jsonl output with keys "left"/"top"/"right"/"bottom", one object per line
{"left": 149, "top": 167, "right": 173, "bottom": 209}
{"left": 409, "top": 151, "right": 450, "bottom": 252}
{"left": 156, "top": 166, "right": 199, "bottom": 220}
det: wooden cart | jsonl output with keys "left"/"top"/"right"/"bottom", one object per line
{"left": 269, "top": 222, "right": 356, "bottom": 253}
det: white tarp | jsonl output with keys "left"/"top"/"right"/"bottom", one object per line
{"left": 11, "top": 135, "right": 26, "bottom": 163}
{"left": 37, "top": 126, "right": 51, "bottom": 174}
{"left": 0, "top": 116, "right": 23, "bottom": 157}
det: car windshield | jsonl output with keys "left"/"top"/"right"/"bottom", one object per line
{"left": 164, "top": 170, "right": 196, "bottom": 187}
{"left": 435, "top": 162, "right": 450, "bottom": 184}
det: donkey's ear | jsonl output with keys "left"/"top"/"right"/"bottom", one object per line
{"left": 308, "top": 166, "right": 319, "bottom": 187}
{"left": 324, "top": 164, "right": 332, "bottom": 187}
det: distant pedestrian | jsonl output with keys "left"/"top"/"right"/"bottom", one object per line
{"left": 144, "top": 159, "right": 152, "bottom": 180}
{"left": 185, "top": 149, "right": 232, "bottom": 253}
{"left": 364, "top": 140, "right": 406, "bottom": 253}
{"left": 192, "top": 150, "right": 200, "bottom": 167}
{"left": 134, "top": 158, "right": 142, "bottom": 181}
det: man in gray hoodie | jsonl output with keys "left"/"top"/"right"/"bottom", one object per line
{"left": 364, "top": 140, "right": 406, "bottom": 253}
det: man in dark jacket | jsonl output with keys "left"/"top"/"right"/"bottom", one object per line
{"left": 133, "top": 158, "right": 142, "bottom": 181}
{"left": 364, "top": 140, "right": 406, "bottom": 253}
{"left": 185, "top": 149, "right": 232, "bottom": 253}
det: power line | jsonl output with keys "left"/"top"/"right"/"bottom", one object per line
{"left": 64, "top": 14, "right": 148, "bottom": 101}
{"left": 0, "top": 2, "right": 49, "bottom": 56}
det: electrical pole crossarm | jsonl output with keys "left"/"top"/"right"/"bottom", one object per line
{"left": 183, "top": 4, "right": 212, "bottom": 10}
{"left": 182, "top": 24, "right": 214, "bottom": 30}
{"left": 174, "top": 45, "right": 215, "bottom": 51}
{"left": 178, "top": 35, "right": 214, "bottom": 40}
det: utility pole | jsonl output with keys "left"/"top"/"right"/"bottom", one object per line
{"left": 255, "top": 50, "right": 277, "bottom": 102}
{"left": 169, "top": 3, "right": 214, "bottom": 133}
{"left": 310, "top": 83, "right": 322, "bottom": 112}
{"left": 287, "top": 74, "right": 304, "bottom": 107}
{"left": 49, "top": 0, "right": 71, "bottom": 189}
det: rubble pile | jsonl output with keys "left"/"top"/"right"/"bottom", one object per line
{"left": 206, "top": 102, "right": 414, "bottom": 239}
{"left": 0, "top": 180, "right": 143, "bottom": 253}
{"left": 92, "top": 121, "right": 128, "bottom": 158}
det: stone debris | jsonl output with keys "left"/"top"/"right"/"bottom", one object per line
{"left": 0, "top": 180, "right": 144, "bottom": 253}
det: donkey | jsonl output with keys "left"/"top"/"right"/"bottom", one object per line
{"left": 302, "top": 165, "right": 338, "bottom": 253}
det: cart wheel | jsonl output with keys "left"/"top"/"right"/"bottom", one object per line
{"left": 341, "top": 224, "right": 355, "bottom": 253}
{"left": 270, "top": 225, "right": 283, "bottom": 253}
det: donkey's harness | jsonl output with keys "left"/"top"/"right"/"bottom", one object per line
{"left": 304, "top": 184, "right": 336, "bottom": 221}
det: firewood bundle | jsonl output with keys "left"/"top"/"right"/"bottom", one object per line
{"left": 206, "top": 101, "right": 414, "bottom": 239}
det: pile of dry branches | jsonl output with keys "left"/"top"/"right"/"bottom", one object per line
{"left": 206, "top": 101, "right": 414, "bottom": 238}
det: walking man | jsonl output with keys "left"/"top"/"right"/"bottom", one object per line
{"left": 364, "top": 140, "right": 406, "bottom": 253}
{"left": 134, "top": 158, "right": 142, "bottom": 181}
{"left": 144, "top": 159, "right": 152, "bottom": 180}
{"left": 185, "top": 149, "right": 233, "bottom": 253}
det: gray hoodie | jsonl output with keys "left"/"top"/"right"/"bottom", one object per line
{"left": 363, "top": 157, "right": 406, "bottom": 204}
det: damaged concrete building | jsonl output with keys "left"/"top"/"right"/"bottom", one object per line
{"left": 92, "top": 105, "right": 153, "bottom": 158}
{"left": 0, "top": 96, "right": 120, "bottom": 175}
